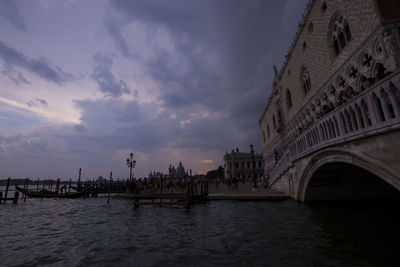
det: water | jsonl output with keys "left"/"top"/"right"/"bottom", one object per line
{"left": 1, "top": 197, "right": 399, "bottom": 266}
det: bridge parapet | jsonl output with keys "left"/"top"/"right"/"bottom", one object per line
{"left": 269, "top": 69, "right": 400, "bottom": 187}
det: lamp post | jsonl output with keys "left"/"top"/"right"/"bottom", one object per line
{"left": 126, "top": 152, "right": 136, "bottom": 183}
{"left": 250, "top": 144, "right": 257, "bottom": 189}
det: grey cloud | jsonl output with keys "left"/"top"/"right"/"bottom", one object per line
{"left": 106, "top": 0, "right": 280, "bottom": 142}
{"left": 0, "top": 41, "right": 75, "bottom": 85}
{"left": 74, "top": 98, "right": 252, "bottom": 153}
{"left": 2, "top": 64, "right": 30, "bottom": 85}
{"left": 92, "top": 52, "right": 131, "bottom": 98}
{"left": 106, "top": 21, "right": 137, "bottom": 59}
{"left": 26, "top": 98, "right": 48, "bottom": 109}
{"left": 0, "top": 0, "right": 26, "bottom": 31}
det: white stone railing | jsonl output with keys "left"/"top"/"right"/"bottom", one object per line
{"left": 268, "top": 70, "right": 400, "bottom": 184}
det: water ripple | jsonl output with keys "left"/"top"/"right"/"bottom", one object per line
{"left": 1, "top": 198, "right": 399, "bottom": 266}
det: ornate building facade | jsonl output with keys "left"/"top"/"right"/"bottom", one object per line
{"left": 223, "top": 147, "right": 264, "bottom": 181}
{"left": 259, "top": 0, "right": 400, "bottom": 198}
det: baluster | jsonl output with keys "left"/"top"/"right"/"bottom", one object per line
{"left": 344, "top": 109, "right": 352, "bottom": 133}
{"left": 369, "top": 92, "right": 381, "bottom": 124}
{"left": 360, "top": 100, "right": 371, "bottom": 126}
{"left": 388, "top": 81, "right": 400, "bottom": 117}
{"left": 380, "top": 88, "right": 392, "bottom": 120}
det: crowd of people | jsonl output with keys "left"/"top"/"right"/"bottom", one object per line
{"left": 123, "top": 175, "right": 271, "bottom": 194}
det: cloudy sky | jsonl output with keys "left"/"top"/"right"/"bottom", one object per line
{"left": 0, "top": 0, "right": 307, "bottom": 180}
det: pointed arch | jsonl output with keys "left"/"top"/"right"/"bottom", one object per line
{"left": 300, "top": 66, "right": 312, "bottom": 95}
{"left": 328, "top": 12, "right": 352, "bottom": 58}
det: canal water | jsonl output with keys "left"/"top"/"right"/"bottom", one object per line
{"left": 0, "top": 197, "right": 399, "bottom": 266}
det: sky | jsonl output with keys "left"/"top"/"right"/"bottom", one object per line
{"left": 0, "top": 0, "right": 308, "bottom": 180}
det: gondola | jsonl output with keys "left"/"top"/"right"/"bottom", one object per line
{"left": 15, "top": 185, "right": 84, "bottom": 198}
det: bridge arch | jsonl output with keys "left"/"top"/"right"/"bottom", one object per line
{"left": 298, "top": 150, "right": 400, "bottom": 201}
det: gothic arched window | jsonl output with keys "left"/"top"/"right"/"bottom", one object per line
{"left": 301, "top": 67, "right": 312, "bottom": 95}
{"left": 286, "top": 89, "right": 293, "bottom": 109}
{"left": 329, "top": 13, "right": 352, "bottom": 58}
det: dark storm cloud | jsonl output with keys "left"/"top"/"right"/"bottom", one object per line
{"left": 92, "top": 52, "right": 131, "bottom": 97}
{"left": 104, "top": 0, "right": 297, "bottom": 151}
{"left": 0, "top": 0, "right": 26, "bottom": 31}
{"left": 0, "top": 41, "right": 75, "bottom": 85}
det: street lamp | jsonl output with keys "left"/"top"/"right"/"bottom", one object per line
{"left": 126, "top": 152, "right": 136, "bottom": 183}
{"left": 250, "top": 144, "right": 257, "bottom": 189}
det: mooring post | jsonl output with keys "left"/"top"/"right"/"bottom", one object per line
{"left": 68, "top": 178, "right": 71, "bottom": 193}
{"left": 36, "top": 178, "right": 39, "bottom": 192}
{"left": 78, "top": 168, "right": 82, "bottom": 192}
{"left": 4, "top": 177, "right": 10, "bottom": 204}
{"left": 0, "top": 192, "right": 3, "bottom": 203}
{"left": 24, "top": 178, "right": 28, "bottom": 202}
{"left": 22, "top": 178, "right": 26, "bottom": 199}
{"left": 55, "top": 179, "right": 60, "bottom": 193}
{"left": 14, "top": 192, "right": 19, "bottom": 204}
{"left": 107, "top": 171, "right": 112, "bottom": 204}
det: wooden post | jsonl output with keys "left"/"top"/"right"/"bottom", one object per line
{"left": 4, "top": 177, "right": 10, "bottom": 204}
{"left": 107, "top": 171, "right": 112, "bottom": 204}
{"left": 24, "top": 178, "right": 28, "bottom": 202}
{"left": 13, "top": 192, "right": 19, "bottom": 204}
{"left": 56, "top": 179, "right": 60, "bottom": 193}
{"left": 160, "top": 172, "right": 163, "bottom": 194}
{"left": 78, "top": 168, "right": 82, "bottom": 192}
{"left": 0, "top": 192, "right": 3, "bottom": 204}
{"left": 68, "top": 178, "right": 71, "bottom": 193}
{"left": 42, "top": 179, "right": 46, "bottom": 191}
{"left": 36, "top": 178, "right": 39, "bottom": 192}
{"left": 22, "top": 178, "right": 26, "bottom": 199}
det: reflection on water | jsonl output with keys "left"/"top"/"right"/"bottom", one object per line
{"left": 0, "top": 197, "right": 399, "bottom": 266}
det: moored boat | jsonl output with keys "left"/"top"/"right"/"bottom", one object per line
{"left": 15, "top": 185, "right": 84, "bottom": 198}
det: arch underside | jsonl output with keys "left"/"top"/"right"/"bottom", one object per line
{"left": 298, "top": 150, "right": 400, "bottom": 201}
{"left": 303, "top": 162, "right": 400, "bottom": 201}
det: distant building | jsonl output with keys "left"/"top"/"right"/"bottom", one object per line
{"left": 176, "top": 162, "right": 186, "bottom": 179}
{"left": 223, "top": 147, "right": 264, "bottom": 181}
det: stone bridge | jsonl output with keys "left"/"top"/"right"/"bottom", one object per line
{"left": 267, "top": 70, "right": 400, "bottom": 201}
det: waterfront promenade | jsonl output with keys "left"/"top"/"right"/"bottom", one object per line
{"left": 113, "top": 181, "right": 289, "bottom": 202}
{"left": 207, "top": 182, "right": 289, "bottom": 201}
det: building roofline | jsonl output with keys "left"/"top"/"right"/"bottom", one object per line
{"left": 259, "top": 0, "right": 316, "bottom": 123}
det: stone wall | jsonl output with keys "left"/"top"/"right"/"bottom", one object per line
{"left": 260, "top": 0, "right": 400, "bottom": 177}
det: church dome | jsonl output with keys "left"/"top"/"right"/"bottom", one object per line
{"left": 176, "top": 162, "right": 185, "bottom": 178}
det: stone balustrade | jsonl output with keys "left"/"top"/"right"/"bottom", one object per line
{"left": 268, "top": 70, "right": 400, "bottom": 185}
